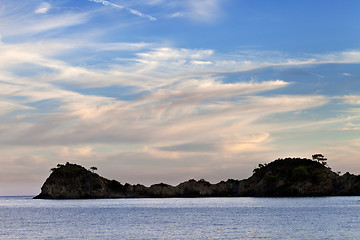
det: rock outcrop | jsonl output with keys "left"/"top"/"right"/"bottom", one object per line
{"left": 34, "top": 158, "right": 360, "bottom": 199}
{"left": 34, "top": 163, "right": 127, "bottom": 199}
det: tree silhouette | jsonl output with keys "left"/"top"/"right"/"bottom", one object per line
{"left": 312, "top": 154, "right": 327, "bottom": 165}
{"left": 90, "top": 166, "right": 98, "bottom": 173}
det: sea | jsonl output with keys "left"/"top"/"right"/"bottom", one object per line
{"left": 1, "top": 196, "right": 359, "bottom": 239}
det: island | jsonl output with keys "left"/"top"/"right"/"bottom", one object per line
{"left": 34, "top": 157, "right": 360, "bottom": 199}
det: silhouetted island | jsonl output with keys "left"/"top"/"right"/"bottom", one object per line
{"left": 34, "top": 157, "right": 360, "bottom": 199}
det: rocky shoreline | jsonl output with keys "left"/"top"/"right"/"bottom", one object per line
{"left": 34, "top": 158, "right": 360, "bottom": 199}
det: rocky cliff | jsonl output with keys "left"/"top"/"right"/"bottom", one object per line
{"left": 34, "top": 158, "right": 360, "bottom": 199}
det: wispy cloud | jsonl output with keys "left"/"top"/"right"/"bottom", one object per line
{"left": 184, "top": 0, "right": 223, "bottom": 22}
{"left": 1, "top": 0, "right": 360, "bottom": 194}
{"left": 0, "top": 100, "right": 33, "bottom": 115}
{"left": 339, "top": 95, "right": 360, "bottom": 105}
{"left": 89, "top": 0, "right": 156, "bottom": 21}
{"left": 34, "top": 2, "right": 51, "bottom": 14}
{"left": 167, "top": 0, "right": 223, "bottom": 22}
{"left": 0, "top": 4, "right": 90, "bottom": 37}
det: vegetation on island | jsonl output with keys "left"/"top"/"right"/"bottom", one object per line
{"left": 36, "top": 154, "right": 360, "bottom": 199}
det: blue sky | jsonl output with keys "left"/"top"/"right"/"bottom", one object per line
{"left": 0, "top": 0, "right": 360, "bottom": 195}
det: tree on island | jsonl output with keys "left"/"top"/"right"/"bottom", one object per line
{"left": 90, "top": 166, "right": 98, "bottom": 173}
{"left": 312, "top": 154, "right": 327, "bottom": 166}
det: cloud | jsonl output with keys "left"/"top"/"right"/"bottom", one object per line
{"left": 339, "top": 123, "right": 360, "bottom": 131}
{"left": 0, "top": 81, "right": 327, "bottom": 150}
{"left": 222, "top": 132, "right": 272, "bottom": 153}
{"left": 102, "top": 0, "right": 224, "bottom": 23}
{"left": 339, "top": 95, "right": 360, "bottom": 105}
{"left": 1, "top": 37, "right": 359, "bottom": 91}
{"left": 318, "top": 138, "right": 360, "bottom": 175}
{"left": 0, "top": 0, "right": 359, "bottom": 182}
{"left": 159, "top": 132, "right": 272, "bottom": 154}
{"left": 60, "top": 146, "right": 96, "bottom": 158}
{"left": 2, "top": 0, "right": 360, "bottom": 196}
{"left": 168, "top": 0, "right": 223, "bottom": 22}
{"left": 35, "top": 2, "right": 51, "bottom": 14}
{"left": 29, "top": 13, "right": 90, "bottom": 34}
{"left": 89, "top": 0, "right": 156, "bottom": 21}
{"left": 0, "top": 5, "right": 90, "bottom": 37}
{"left": 185, "top": 0, "right": 222, "bottom": 22}
{"left": 0, "top": 100, "right": 33, "bottom": 115}
{"left": 317, "top": 51, "right": 360, "bottom": 63}
{"left": 0, "top": 35, "right": 356, "bottom": 149}
{"left": 0, "top": 37, "right": 354, "bottom": 154}
{"left": 190, "top": 60, "right": 213, "bottom": 65}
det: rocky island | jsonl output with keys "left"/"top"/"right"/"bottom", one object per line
{"left": 34, "top": 157, "right": 360, "bottom": 199}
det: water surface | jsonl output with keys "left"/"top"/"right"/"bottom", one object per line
{"left": 1, "top": 196, "right": 359, "bottom": 239}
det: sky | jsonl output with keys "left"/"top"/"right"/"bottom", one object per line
{"left": 0, "top": 0, "right": 360, "bottom": 196}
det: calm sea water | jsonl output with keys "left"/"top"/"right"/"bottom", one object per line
{"left": 1, "top": 196, "right": 359, "bottom": 239}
